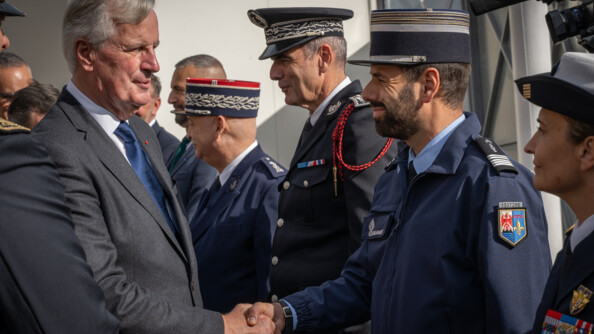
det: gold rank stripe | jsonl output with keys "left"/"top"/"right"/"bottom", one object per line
{"left": 522, "top": 83, "right": 532, "bottom": 99}
{"left": 372, "top": 12, "right": 470, "bottom": 27}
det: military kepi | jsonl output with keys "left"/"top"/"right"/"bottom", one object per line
{"left": 515, "top": 52, "right": 594, "bottom": 126}
{"left": 349, "top": 9, "right": 471, "bottom": 66}
{"left": 247, "top": 7, "right": 353, "bottom": 60}
{"left": 0, "top": 0, "right": 25, "bottom": 16}
{"left": 185, "top": 79, "right": 260, "bottom": 118}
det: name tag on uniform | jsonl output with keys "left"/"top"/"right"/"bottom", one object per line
{"left": 541, "top": 309, "right": 593, "bottom": 333}
{"left": 297, "top": 159, "right": 325, "bottom": 169}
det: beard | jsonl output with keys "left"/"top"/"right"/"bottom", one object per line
{"left": 373, "top": 83, "right": 422, "bottom": 140}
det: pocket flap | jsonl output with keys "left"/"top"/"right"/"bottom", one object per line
{"left": 361, "top": 212, "right": 393, "bottom": 240}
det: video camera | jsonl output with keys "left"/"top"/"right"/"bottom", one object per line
{"left": 470, "top": 0, "right": 594, "bottom": 52}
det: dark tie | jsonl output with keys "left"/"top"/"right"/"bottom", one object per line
{"left": 407, "top": 160, "right": 417, "bottom": 185}
{"left": 297, "top": 117, "right": 313, "bottom": 149}
{"left": 115, "top": 122, "right": 178, "bottom": 234}
{"left": 204, "top": 176, "right": 221, "bottom": 205}
{"left": 169, "top": 136, "right": 191, "bottom": 172}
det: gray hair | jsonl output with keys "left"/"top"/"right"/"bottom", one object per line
{"left": 62, "top": 0, "right": 155, "bottom": 73}
{"left": 150, "top": 73, "right": 161, "bottom": 99}
{"left": 174, "top": 54, "right": 226, "bottom": 76}
{"left": 0, "top": 52, "right": 27, "bottom": 69}
{"left": 8, "top": 81, "right": 60, "bottom": 128}
{"left": 302, "top": 36, "right": 347, "bottom": 68}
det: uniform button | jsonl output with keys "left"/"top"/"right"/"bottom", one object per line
{"left": 303, "top": 180, "right": 309, "bottom": 187}
{"left": 271, "top": 295, "right": 278, "bottom": 302}
{"left": 283, "top": 181, "right": 290, "bottom": 190}
{"left": 271, "top": 256, "right": 279, "bottom": 266}
{"left": 277, "top": 218, "right": 284, "bottom": 228}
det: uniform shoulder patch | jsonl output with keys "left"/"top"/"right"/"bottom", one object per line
{"left": 474, "top": 137, "right": 517, "bottom": 174}
{"left": 349, "top": 94, "right": 369, "bottom": 108}
{"left": 0, "top": 118, "right": 29, "bottom": 135}
{"left": 260, "top": 156, "right": 287, "bottom": 178}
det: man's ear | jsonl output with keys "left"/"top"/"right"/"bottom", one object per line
{"left": 580, "top": 136, "right": 594, "bottom": 171}
{"left": 318, "top": 44, "right": 333, "bottom": 74}
{"left": 419, "top": 67, "right": 440, "bottom": 104}
{"left": 75, "top": 38, "right": 94, "bottom": 72}
{"left": 214, "top": 115, "right": 226, "bottom": 139}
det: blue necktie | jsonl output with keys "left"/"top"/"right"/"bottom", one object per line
{"left": 115, "top": 122, "right": 178, "bottom": 235}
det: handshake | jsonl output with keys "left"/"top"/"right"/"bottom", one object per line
{"left": 222, "top": 302, "right": 288, "bottom": 334}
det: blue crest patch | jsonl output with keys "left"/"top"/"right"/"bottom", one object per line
{"left": 498, "top": 208, "right": 527, "bottom": 247}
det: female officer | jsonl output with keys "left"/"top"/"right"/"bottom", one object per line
{"left": 519, "top": 52, "right": 594, "bottom": 332}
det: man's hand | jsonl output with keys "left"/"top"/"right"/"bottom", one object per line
{"left": 222, "top": 303, "right": 276, "bottom": 334}
{"left": 246, "top": 302, "right": 285, "bottom": 334}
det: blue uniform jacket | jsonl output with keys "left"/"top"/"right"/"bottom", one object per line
{"left": 284, "top": 112, "right": 551, "bottom": 334}
{"left": 152, "top": 121, "right": 180, "bottom": 166}
{"left": 533, "top": 229, "right": 594, "bottom": 332}
{"left": 190, "top": 144, "right": 286, "bottom": 313}
{"left": 169, "top": 143, "right": 217, "bottom": 219}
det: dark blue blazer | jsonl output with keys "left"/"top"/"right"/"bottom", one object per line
{"left": 169, "top": 142, "right": 217, "bottom": 219}
{"left": 533, "top": 230, "right": 594, "bottom": 332}
{"left": 152, "top": 121, "right": 180, "bottom": 165}
{"left": 190, "top": 144, "right": 286, "bottom": 313}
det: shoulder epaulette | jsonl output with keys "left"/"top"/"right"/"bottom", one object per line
{"left": 349, "top": 94, "right": 369, "bottom": 108}
{"left": 0, "top": 118, "right": 29, "bottom": 135}
{"left": 474, "top": 137, "right": 517, "bottom": 174}
{"left": 260, "top": 156, "right": 287, "bottom": 177}
{"left": 565, "top": 224, "right": 575, "bottom": 235}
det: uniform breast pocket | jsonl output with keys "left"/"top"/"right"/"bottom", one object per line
{"left": 361, "top": 212, "right": 394, "bottom": 241}
{"left": 290, "top": 165, "right": 333, "bottom": 221}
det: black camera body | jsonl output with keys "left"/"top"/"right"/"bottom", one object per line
{"left": 546, "top": 1, "right": 594, "bottom": 41}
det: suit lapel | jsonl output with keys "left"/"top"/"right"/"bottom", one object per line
{"left": 191, "top": 145, "right": 264, "bottom": 243}
{"left": 288, "top": 80, "right": 362, "bottom": 169}
{"left": 170, "top": 143, "right": 194, "bottom": 175}
{"left": 58, "top": 91, "right": 187, "bottom": 261}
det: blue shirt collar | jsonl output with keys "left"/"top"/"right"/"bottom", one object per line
{"left": 408, "top": 113, "right": 466, "bottom": 174}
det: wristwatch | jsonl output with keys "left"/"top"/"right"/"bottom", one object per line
{"left": 278, "top": 300, "right": 294, "bottom": 334}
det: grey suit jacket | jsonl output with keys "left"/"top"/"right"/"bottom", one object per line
{"left": 32, "top": 89, "right": 223, "bottom": 333}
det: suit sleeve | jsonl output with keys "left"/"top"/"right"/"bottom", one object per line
{"left": 477, "top": 169, "right": 552, "bottom": 334}
{"left": 37, "top": 138, "right": 223, "bottom": 334}
{"left": 0, "top": 134, "right": 119, "bottom": 334}
{"left": 342, "top": 106, "right": 396, "bottom": 252}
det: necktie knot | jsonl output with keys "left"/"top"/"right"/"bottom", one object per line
{"left": 114, "top": 122, "right": 136, "bottom": 143}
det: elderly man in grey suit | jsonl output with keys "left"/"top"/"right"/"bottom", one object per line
{"left": 31, "top": 0, "right": 274, "bottom": 333}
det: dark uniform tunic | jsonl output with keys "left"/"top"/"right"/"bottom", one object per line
{"left": 0, "top": 119, "right": 119, "bottom": 333}
{"left": 270, "top": 80, "right": 397, "bottom": 301}
{"left": 190, "top": 144, "right": 286, "bottom": 313}
{"left": 283, "top": 113, "right": 552, "bottom": 334}
{"left": 533, "top": 229, "right": 594, "bottom": 332}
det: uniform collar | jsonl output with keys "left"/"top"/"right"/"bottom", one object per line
{"left": 571, "top": 215, "right": 594, "bottom": 252}
{"left": 219, "top": 140, "right": 258, "bottom": 185}
{"left": 393, "top": 112, "right": 482, "bottom": 175}
{"left": 408, "top": 113, "right": 465, "bottom": 174}
{"left": 310, "top": 77, "right": 351, "bottom": 126}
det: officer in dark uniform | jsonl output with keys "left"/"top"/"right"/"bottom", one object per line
{"left": 246, "top": 9, "right": 551, "bottom": 334}
{"left": 186, "top": 78, "right": 287, "bottom": 314}
{"left": 0, "top": 118, "right": 119, "bottom": 333}
{"left": 518, "top": 52, "right": 594, "bottom": 332}
{"left": 247, "top": 8, "right": 396, "bottom": 319}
